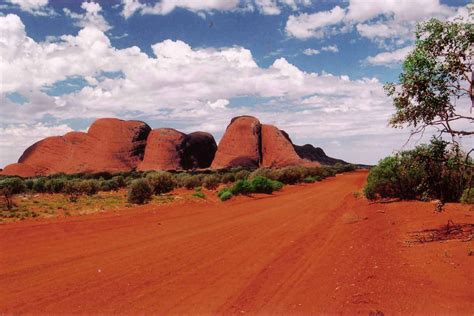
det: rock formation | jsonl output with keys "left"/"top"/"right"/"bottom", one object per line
{"left": 211, "top": 116, "right": 319, "bottom": 169}
{"left": 261, "top": 125, "right": 308, "bottom": 168}
{"left": 138, "top": 129, "right": 217, "bottom": 171}
{"left": 211, "top": 116, "right": 262, "bottom": 169}
{"left": 1, "top": 115, "right": 350, "bottom": 177}
{"left": 138, "top": 129, "right": 186, "bottom": 171}
{"left": 181, "top": 132, "right": 217, "bottom": 170}
{"left": 293, "top": 144, "right": 348, "bottom": 166}
{"left": 2, "top": 118, "right": 151, "bottom": 177}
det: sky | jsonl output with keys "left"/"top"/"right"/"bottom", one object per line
{"left": 0, "top": 0, "right": 472, "bottom": 167}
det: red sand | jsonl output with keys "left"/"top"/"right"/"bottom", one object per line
{"left": 1, "top": 170, "right": 473, "bottom": 314}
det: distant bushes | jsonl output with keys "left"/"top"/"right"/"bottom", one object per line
{"left": 0, "top": 163, "right": 358, "bottom": 207}
{"left": 0, "top": 177, "right": 26, "bottom": 210}
{"left": 364, "top": 138, "right": 472, "bottom": 202}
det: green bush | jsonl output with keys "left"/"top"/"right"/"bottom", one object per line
{"left": 80, "top": 179, "right": 100, "bottom": 196}
{"left": 250, "top": 176, "right": 274, "bottom": 194}
{"left": 0, "top": 177, "right": 26, "bottom": 210}
{"left": 202, "top": 174, "right": 220, "bottom": 190}
{"left": 231, "top": 179, "right": 254, "bottom": 195}
{"left": 234, "top": 170, "right": 251, "bottom": 181}
{"left": 127, "top": 179, "right": 153, "bottom": 204}
{"left": 364, "top": 138, "right": 471, "bottom": 202}
{"left": 461, "top": 188, "right": 474, "bottom": 204}
{"left": 218, "top": 188, "right": 233, "bottom": 201}
{"left": 112, "top": 175, "right": 126, "bottom": 188}
{"left": 277, "top": 166, "right": 306, "bottom": 184}
{"left": 45, "top": 178, "right": 66, "bottom": 193}
{"left": 178, "top": 174, "right": 202, "bottom": 189}
{"left": 64, "top": 180, "right": 83, "bottom": 202}
{"left": 192, "top": 187, "right": 206, "bottom": 199}
{"left": 100, "top": 179, "right": 119, "bottom": 192}
{"left": 303, "top": 176, "right": 317, "bottom": 183}
{"left": 32, "top": 178, "right": 47, "bottom": 193}
{"left": 146, "top": 172, "right": 176, "bottom": 195}
{"left": 249, "top": 168, "right": 279, "bottom": 181}
{"left": 25, "top": 179, "right": 34, "bottom": 190}
{"left": 221, "top": 173, "right": 235, "bottom": 184}
{"left": 270, "top": 180, "right": 284, "bottom": 191}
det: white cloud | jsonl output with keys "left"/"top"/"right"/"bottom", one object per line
{"left": 64, "top": 1, "right": 111, "bottom": 32}
{"left": 303, "top": 48, "right": 319, "bottom": 56}
{"left": 121, "top": 0, "right": 240, "bottom": 17}
{"left": 285, "top": 6, "right": 346, "bottom": 39}
{"left": 121, "top": 0, "right": 312, "bottom": 18}
{"left": 366, "top": 46, "right": 413, "bottom": 66}
{"left": 321, "top": 45, "right": 338, "bottom": 53}
{"left": 4, "top": 0, "right": 53, "bottom": 15}
{"left": 346, "top": 0, "right": 454, "bottom": 22}
{"left": 0, "top": 123, "right": 73, "bottom": 167}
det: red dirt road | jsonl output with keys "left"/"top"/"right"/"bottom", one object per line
{"left": 1, "top": 171, "right": 473, "bottom": 314}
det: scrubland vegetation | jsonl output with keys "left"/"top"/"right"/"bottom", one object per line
{"left": 364, "top": 139, "right": 472, "bottom": 203}
{"left": 0, "top": 163, "right": 357, "bottom": 220}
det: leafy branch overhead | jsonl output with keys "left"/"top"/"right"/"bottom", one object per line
{"left": 385, "top": 17, "right": 474, "bottom": 138}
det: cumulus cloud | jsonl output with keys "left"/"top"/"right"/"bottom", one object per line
{"left": 303, "top": 48, "right": 319, "bottom": 56}
{"left": 285, "top": 6, "right": 346, "bottom": 39}
{"left": 366, "top": 46, "right": 413, "bottom": 66}
{"left": 321, "top": 45, "right": 338, "bottom": 53}
{"left": 285, "top": 0, "right": 463, "bottom": 47}
{"left": 64, "top": 1, "right": 111, "bottom": 32}
{"left": 4, "top": 0, "right": 53, "bottom": 15}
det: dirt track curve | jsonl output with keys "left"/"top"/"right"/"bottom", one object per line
{"left": 1, "top": 170, "right": 473, "bottom": 314}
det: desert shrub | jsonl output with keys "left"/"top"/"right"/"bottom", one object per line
{"left": 333, "top": 163, "right": 357, "bottom": 173}
{"left": 231, "top": 179, "right": 254, "bottom": 195}
{"left": 364, "top": 138, "right": 471, "bottom": 202}
{"left": 270, "top": 180, "right": 284, "bottom": 191}
{"left": 277, "top": 166, "right": 306, "bottom": 184}
{"left": 112, "top": 175, "right": 126, "bottom": 188}
{"left": 100, "top": 179, "right": 119, "bottom": 192}
{"left": 32, "top": 177, "right": 47, "bottom": 193}
{"left": 234, "top": 170, "right": 251, "bottom": 181}
{"left": 250, "top": 176, "right": 275, "bottom": 194}
{"left": 192, "top": 187, "right": 206, "bottom": 199}
{"left": 202, "top": 174, "right": 220, "bottom": 190}
{"left": 127, "top": 179, "right": 153, "bottom": 204}
{"left": 24, "top": 179, "right": 34, "bottom": 190}
{"left": 220, "top": 173, "right": 235, "bottom": 184}
{"left": 146, "top": 171, "right": 176, "bottom": 195}
{"left": 461, "top": 188, "right": 474, "bottom": 204}
{"left": 249, "top": 168, "right": 279, "bottom": 181}
{"left": 218, "top": 188, "right": 233, "bottom": 201}
{"left": 303, "top": 176, "right": 317, "bottom": 183}
{"left": 321, "top": 167, "right": 336, "bottom": 178}
{"left": 0, "top": 177, "right": 26, "bottom": 210}
{"left": 178, "top": 174, "right": 202, "bottom": 189}
{"left": 64, "top": 180, "right": 83, "bottom": 202}
{"left": 80, "top": 179, "right": 100, "bottom": 196}
{"left": 45, "top": 178, "right": 66, "bottom": 193}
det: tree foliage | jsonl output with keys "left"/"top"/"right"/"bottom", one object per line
{"left": 385, "top": 17, "right": 473, "bottom": 138}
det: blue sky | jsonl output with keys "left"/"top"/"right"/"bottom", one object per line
{"left": 0, "top": 0, "right": 472, "bottom": 166}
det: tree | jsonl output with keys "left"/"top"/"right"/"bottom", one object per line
{"left": 0, "top": 178, "right": 26, "bottom": 210}
{"left": 385, "top": 17, "right": 473, "bottom": 140}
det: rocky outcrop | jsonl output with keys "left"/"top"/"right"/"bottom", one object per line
{"left": 1, "top": 115, "right": 350, "bottom": 177}
{"left": 211, "top": 116, "right": 319, "bottom": 169}
{"left": 181, "top": 132, "right": 217, "bottom": 169}
{"left": 138, "top": 129, "right": 186, "bottom": 171}
{"left": 138, "top": 129, "right": 218, "bottom": 171}
{"left": 2, "top": 118, "right": 151, "bottom": 177}
{"left": 261, "top": 125, "right": 310, "bottom": 168}
{"left": 293, "top": 144, "right": 348, "bottom": 166}
{"left": 211, "top": 116, "right": 262, "bottom": 169}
